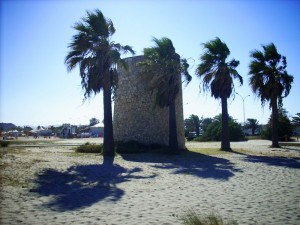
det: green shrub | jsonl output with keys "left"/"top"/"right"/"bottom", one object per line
{"left": 193, "top": 136, "right": 204, "bottom": 142}
{"left": 261, "top": 109, "right": 293, "bottom": 141}
{"left": 179, "top": 209, "right": 237, "bottom": 225}
{"left": 196, "top": 116, "right": 244, "bottom": 142}
{"left": 76, "top": 142, "right": 103, "bottom": 153}
{"left": 0, "top": 141, "right": 9, "bottom": 147}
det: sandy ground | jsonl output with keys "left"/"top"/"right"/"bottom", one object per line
{"left": 0, "top": 139, "right": 300, "bottom": 225}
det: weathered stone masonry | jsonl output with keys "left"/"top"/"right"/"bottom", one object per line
{"left": 113, "top": 55, "right": 185, "bottom": 149}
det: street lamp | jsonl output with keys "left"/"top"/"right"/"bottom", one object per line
{"left": 236, "top": 92, "right": 250, "bottom": 135}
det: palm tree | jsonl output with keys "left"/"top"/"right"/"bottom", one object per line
{"left": 65, "top": 9, "right": 134, "bottom": 160}
{"left": 291, "top": 113, "right": 300, "bottom": 127}
{"left": 189, "top": 114, "right": 200, "bottom": 137}
{"left": 138, "top": 37, "right": 191, "bottom": 151}
{"left": 196, "top": 37, "right": 242, "bottom": 151}
{"left": 245, "top": 118, "right": 259, "bottom": 136}
{"left": 249, "top": 43, "right": 293, "bottom": 148}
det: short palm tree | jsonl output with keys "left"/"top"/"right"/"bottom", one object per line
{"left": 291, "top": 113, "right": 300, "bottom": 127}
{"left": 196, "top": 37, "right": 242, "bottom": 151}
{"left": 249, "top": 43, "right": 293, "bottom": 148}
{"left": 245, "top": 118, "right": 259, "bottom": 136}
{"left": 65, "top": 9, "right": 134, "bottom": 159}
{"left": 138, "top": 37, "right": 191, "bottom": 151}
{"left": 189, "top": 114, "right": 201, "bottom": 137}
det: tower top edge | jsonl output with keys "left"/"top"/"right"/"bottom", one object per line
{"left": 122, "top": 55, "right": 144, "bottom": 61}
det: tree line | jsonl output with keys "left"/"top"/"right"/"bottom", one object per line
{"left": 185, "top": 111, "right": 300, "bottom": 142}
{"left": 65, "top": 9, "right": 294, "bottom": 162}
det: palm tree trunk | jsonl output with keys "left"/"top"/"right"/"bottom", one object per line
{"left": 169, "top": 100, "right": 178, "bottom": 151}
{"left": 103, "top": 84, "right": 115, "bottom": 161}
{"left": 271, "top": 98, "right": 280, "bottom": 148}
{"left": 221, "top": 97, "right": 231, "bottom": 151}
{"left": 195, "top": 120, "right": 200, "bottom": 137}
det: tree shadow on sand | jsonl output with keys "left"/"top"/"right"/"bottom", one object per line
{"left": 31, "top": 163, "right": 156, "bottom": 212}
{"left": 233, "top": 151, "right": 300, "bottom": 169}
{"left": 121, "top": 150, "right": 242, "bottom": 181}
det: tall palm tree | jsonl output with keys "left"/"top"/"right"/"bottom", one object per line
{"left": 65, "top": 9, "right": 134, "bottom": 159}
{"left": 196, "top": 37, "right": 242, "bottom": 151}
{"left": 249, "top": 43, "right": 293, "bottom": 148}
{"left": 138, "top": 37, "right": 191, "bottom": 151}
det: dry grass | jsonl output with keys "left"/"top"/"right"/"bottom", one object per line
{"left": 187, "top": 148, "right": 232, "bottom": 156}
{"left": 179, "top": 209, "right": 237, "bottom": 225}
{"left": 0, "top": 147, "right": 49, "bottom": 188}
{"left": 233, "top": 148, "right": 300, "bottom": 158}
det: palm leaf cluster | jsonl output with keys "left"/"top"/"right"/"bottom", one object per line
{"left": 138, "top": 37, "right": 191, "bottom": 108}
{"left": 196, "top": 37, "right": 243, "bottom": 99}
{"left": 65, "top": 9, "right": 134, "bottom": 99}
{"left": 249, "top": 43, "right": 293, "bottom": 108}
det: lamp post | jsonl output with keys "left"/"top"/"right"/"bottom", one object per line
{"left": 236, "top": 92, "right": 250, "bottom": 135}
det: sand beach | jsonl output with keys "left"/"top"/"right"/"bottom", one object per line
{"left": 1, "top": 139, "right": 300, "bottom": 225}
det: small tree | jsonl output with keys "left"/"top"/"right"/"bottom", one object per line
{"left": 261, "top": 109, "right": 293, "bottom": 141}
{"left": 201, "top": 114, "right": 244, "bottom": 142}
{"left": 245, "top": 118, "right": 259, "bottom": 135}
{"left": 200, "top": 117, "right": 213, "bottom": 133}
{"left": 291, "top": 113, "right": 300, "bottom": 127}
{"left": 184, "top": 117, "right": 194, "bottom": 137}
{"left": 188, "top": 114, "right": 200, "bottom": 136}
{"left": 89, "top": 118, "right": 100, "bottom": 126}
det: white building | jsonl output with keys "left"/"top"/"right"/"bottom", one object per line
{"left": 80, "top": 123, "right": 104, "bottom": 138}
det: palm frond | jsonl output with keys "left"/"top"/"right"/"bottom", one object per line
{"left": 181, "top": 58, "right": 192, "bottom": 85}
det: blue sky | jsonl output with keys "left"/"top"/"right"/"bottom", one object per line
{"left": 1, "top": 0, "right": 299, "bottom": 126}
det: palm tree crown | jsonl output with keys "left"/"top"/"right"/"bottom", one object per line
{"left": 139, "top": 37, "right": 191, "bottom": 107}
{"left": 65, "top": 9, "right": 134, "bottom": 98}
{"left": 196, "top": 37, "right": 243, "bottom": 98}
{"left": 249, "top": 43, "right": 293, "bottom": 108}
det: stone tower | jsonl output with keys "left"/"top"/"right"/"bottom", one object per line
{"left": 113, "top": 55, "right": 185, "bottom": 149}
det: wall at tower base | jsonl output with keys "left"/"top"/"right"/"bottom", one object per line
{"left": 113, "top": 55, "right": 185, "bottom": 150}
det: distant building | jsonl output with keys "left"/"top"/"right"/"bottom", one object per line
{"left": 80, "top": 123, "right": 104, "bottom": 138}
{"left": 30, "top": 126, "right": 52, "bottom": 137}
{"left": 60, "top": 124, "right": 76, "bottom": 138}
{"left": 38, "top": 127, "right": 52, "bottom": 137}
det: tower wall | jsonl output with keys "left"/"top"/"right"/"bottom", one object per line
{"left": 113, "top": 55, "right": 185, "bottom": 149}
